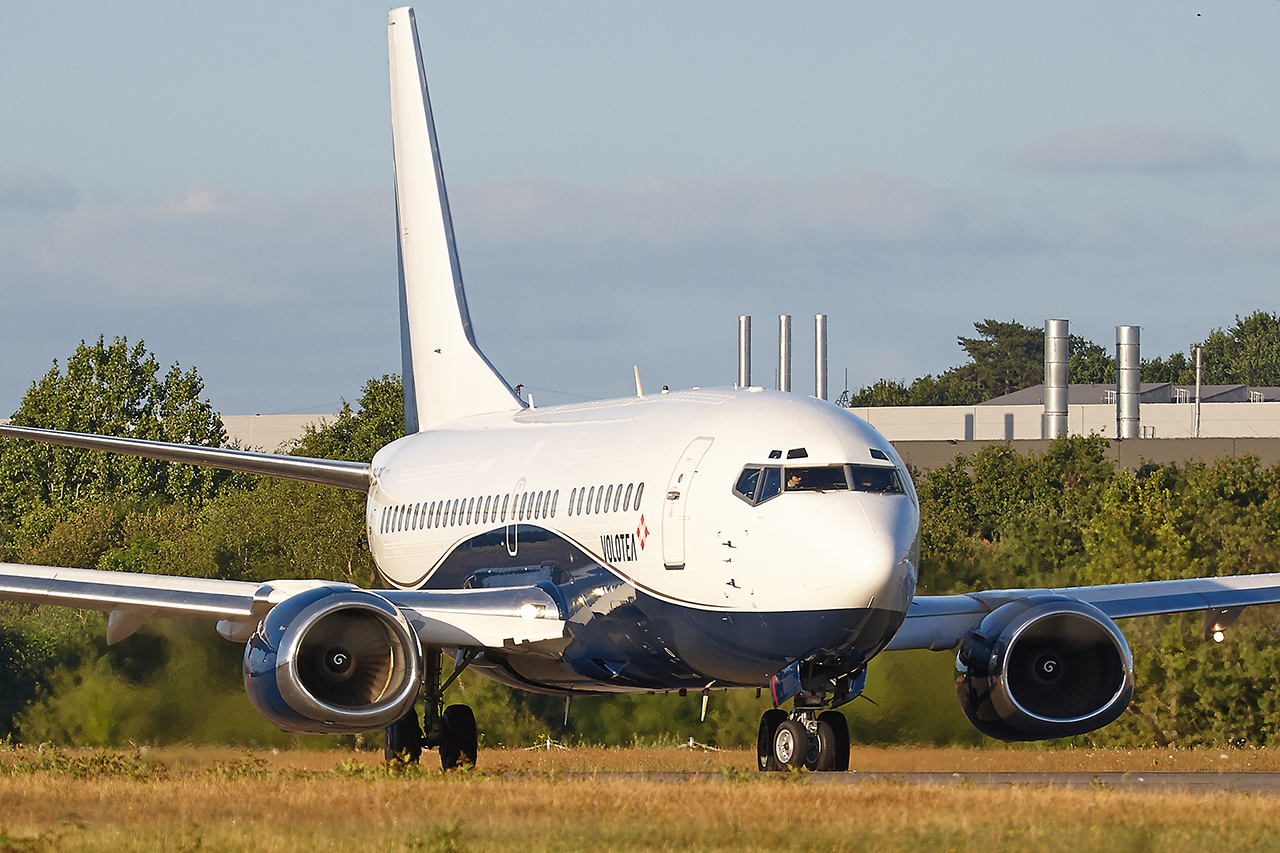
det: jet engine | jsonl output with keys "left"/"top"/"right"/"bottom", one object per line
{"left": 955, "top": 595, "right": 1133, "bottom": 741}
{"left": 244, "top": 587, "right": 422, "bottom": 734}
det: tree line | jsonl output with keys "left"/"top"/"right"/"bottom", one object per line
{"left": 4, "top": 336, "right": 1280, "bottom": 749}
{"left": 848, "top": 311, "right": 1280, "bottom": 407}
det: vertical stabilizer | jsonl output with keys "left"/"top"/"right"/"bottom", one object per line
{"left": 388, "top": 7, "right": 523, "bottom": 433}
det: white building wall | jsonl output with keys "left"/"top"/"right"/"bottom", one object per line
{"left": 220, "top": 414, "right": 335, "bottom": 452}
{"left": 851, "top": 402, "right": 1280, "bottom": 442}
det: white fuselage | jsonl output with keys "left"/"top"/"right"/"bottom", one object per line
{"left": 363, "top": 388, "right": 918, "bottom": 694}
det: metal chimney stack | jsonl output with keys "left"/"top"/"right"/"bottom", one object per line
{"left": 1116, "top": 325, "right": 1140, "bottom": 440}
{"left": 737, "top": 315, "right": 752, "bottom": 387}
{"left": 814, "top": 314, "right": 828, "bottom": 400}
{"left": 1044, "top": 319, "right": 1069, "bottom": 439}
{"left": 778, "top": 314, "right": 792, "bottom": 392}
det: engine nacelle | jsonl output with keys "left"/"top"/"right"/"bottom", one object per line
{"left": 955, "top": 595, "right": 1134, "bottom": 741}
{"left": 244, "top": 587, "right": 422, "bottom": 734}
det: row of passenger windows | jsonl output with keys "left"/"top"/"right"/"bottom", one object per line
{"left": 380, "top": 489, "right": 559, "bottom": 535}
{"left": 566, "top": 482, "right": 644, "bottom": 517}
{"left": 378, "top": 481, "right": 647, "bottom": 535}
{"left": 733, "top": 464, "right": 905, "bottom": 507}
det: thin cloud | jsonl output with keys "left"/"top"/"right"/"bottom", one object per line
{"left": 0, "top": 171, "right": 79, "bottom": 214}
{"left": 1015, "top": 126, "right": 1256, "bottom": 174}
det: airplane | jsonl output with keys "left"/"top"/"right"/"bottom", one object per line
{"left": 4, "top": 6, "right": 1280, "bottom": 772}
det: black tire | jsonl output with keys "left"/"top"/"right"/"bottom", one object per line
{"left": 805, "top": 720, "right": 837, "bottom": 771}
{"left": 772, "top": 720, "right": 808, "bottom": 770}
{"left": 440, "top": 704, "right": 478, "bottom": 770}
{"left": 818, "top": 710, "right": 850, "bottom": 772}
{"left": 384, "top": 708, "right": 423, "bottom": 764}
{"left": 757, "top": 709, "right": 787, "bottom": 771}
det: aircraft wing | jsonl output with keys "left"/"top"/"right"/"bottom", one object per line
{"left": 885, "top": 572, "right": 1280, "bottom": 652}
{"left": 0, "top": 424, "right": 371, "bottom": 492}
{"left": 0, "top": 562, "right": 566, "bottom": 649}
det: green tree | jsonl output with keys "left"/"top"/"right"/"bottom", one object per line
{"left": 0, "top": 337, "right": 227, "bottom": 528}
{"left": 956, "top": 319, "right": 1043, "bottom": 399}
{"left": 1068, "top": 335, "right": 1114, "bottom": 384}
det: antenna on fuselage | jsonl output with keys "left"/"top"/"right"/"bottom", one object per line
{"left": 634, "top": 366, "right": 644, "bottom": 398}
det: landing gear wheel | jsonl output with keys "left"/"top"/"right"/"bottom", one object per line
{"left": 757, "top": 709, "right": 787, "bottom": 771}
{"left": 818, "top": 710, "right": 849, "bottom": 772}
{"left": 805, "top": 720, "right": 836, "bottom": 772}
{"left": 772, "top": 720, "right": 808, "bottom": 770}
{"left": 384, "top": 708, "right": 423, "bottom": 764}
{"left": 439, "top": 704, "right": 478, "bottom": 770}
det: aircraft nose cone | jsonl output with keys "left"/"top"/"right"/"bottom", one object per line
{"left": 803, "top": 496, "right": 918, "bottom": 611}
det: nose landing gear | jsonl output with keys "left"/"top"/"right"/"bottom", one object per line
{"left": 757, "top": 704, "right": 850, "bottom": 772}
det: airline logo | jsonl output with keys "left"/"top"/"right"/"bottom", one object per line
{"left": 601, "top": 532, "right": 640, "bottom": 563}
{"left": 636, "top": 515, "right": 649, "bottom": 550}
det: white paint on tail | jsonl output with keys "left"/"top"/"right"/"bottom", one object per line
{"left": 388, "top": 7, "right": 523, "bottom": 433}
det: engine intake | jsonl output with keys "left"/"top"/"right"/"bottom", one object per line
{"left": 956, "top": 595, "right": 1133, "bottom": 741}
{"left": 244, "top": 587, "right": 422, "bottom": 734}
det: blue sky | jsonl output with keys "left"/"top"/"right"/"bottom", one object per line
{"left": 3, "top": 2, "right": 1280, "bottom": 416}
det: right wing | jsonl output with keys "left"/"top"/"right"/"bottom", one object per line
{"left": 0, "top": 424, "right": 370, "bottom": 491}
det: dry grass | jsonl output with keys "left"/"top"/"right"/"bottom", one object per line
{"left": 2, "top": 745, "right": 1280, "bottom": 851}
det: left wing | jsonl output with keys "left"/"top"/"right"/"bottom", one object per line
{"left": 0, "top": 424, "right": 371, "bottom": 491}
{"left": 0, "top": 562, "right": 566, "bottom": 649}
{"left": 885, "top": 572, "right": 1280, "bottom": 651}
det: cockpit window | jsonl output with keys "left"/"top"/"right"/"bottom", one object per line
{"left": 784, "top": 466, "right": 848, "bottom": 492}
{"left": 734, "top": 462, "right": 904, "bottom": 504}
{"left": 734, "top": 467, "right": 761, "bottom": 501}
{"left": 848, "top": 465, "right": 904, "bottom": 494}
{"left": 759, "top": 467, "right": 782, "bottom": 502}
{"left": 732, "top": 465, "right": 782, "bottom": 505}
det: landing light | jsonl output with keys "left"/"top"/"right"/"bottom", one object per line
{"left": 519, "top": 603, "right": 541, "bottom": 620}
{"left": 1213, "top": 630, "right": 1226, "bottom": 643}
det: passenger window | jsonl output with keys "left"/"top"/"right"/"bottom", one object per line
{"left": 605, "top": 485, "right": 614, "bottom": 513}
{"left": 635, "top": 483, "right": 644, "bottom": 510}
{"left": 623, "top": 483, "right": 634, "bottom": 512}
{"left": 595, "top": 486, "right": 604, "bottom": 514}
{"left": 586, "top": 487, "right": 595, "bottom": 515}
{"left": 578, "top": 488, "right": 587, "bottom": 515}
{"left": 482, "top": 496, "right": 490, "bottom": 523}
{"left": 551, "top": 490, "right": 559, "bottom": 517}
{"left": 535, "top": 491, "right": 544, "bottom": 518}
{"left": 848, "top": 465, "right": 905, "bottom": 494}
{"left": 784, "top": 466, "right": 849, "bottom": 492}
{"left": 613, "top": 484, "right": 623, "bottom": 512}
{"left": 569, "top": 488, "right": 577, "bottom": 516}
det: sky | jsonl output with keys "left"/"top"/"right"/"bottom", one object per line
{"left": 3, "top": 1, "right": 1280, "bottom": 416}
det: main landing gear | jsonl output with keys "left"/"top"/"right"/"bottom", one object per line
{"left": 757, "top": 704, "right": 850, "bottom": 772}
{"left": 384, "top": 646, "right": 478, "bottom": 770}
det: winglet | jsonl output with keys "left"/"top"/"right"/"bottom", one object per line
{"left": 388, "top": 7, "right": 524, "bottom": 433}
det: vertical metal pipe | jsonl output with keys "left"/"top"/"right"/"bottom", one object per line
{"left": 1116, "top": 325, "right": 1140, "bottom": 440}
{"left": 778, "top": 314, "right": 792, "bottom": 392}
{"left": 1044, "top": 319, "right": 1069, "bottom": 439}
{"left": 737, "top": 315, "right": 751, "bottom": 388}
{"left": 814, "top": 314, "right": 828, "bottom": 400}
{"left": 1194, "top": 346, "right": 1202, "bottom": 438}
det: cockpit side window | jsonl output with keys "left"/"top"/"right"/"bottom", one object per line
{"left": 733, "top": 467, "right": 761, "bottom": 503}
{"left": 732, "top": 465, "right": 782, "bottom": 505}
{"left": 848, "top": 464, "right": 905, "bottom": 494}
{"left": 784, "top": 466, "right": 849, "bottom": 492}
